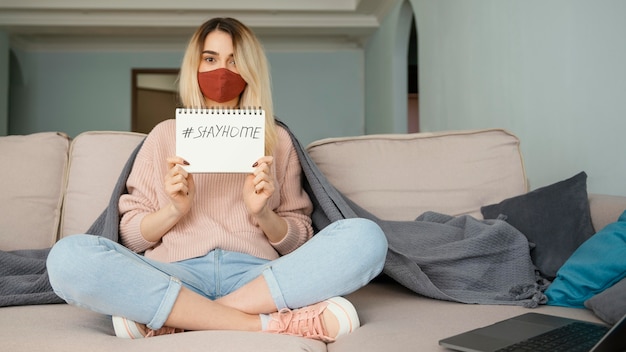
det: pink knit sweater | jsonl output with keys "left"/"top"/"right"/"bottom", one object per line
{"left": 118, "top": 119, "right": 314, "bottom": 263}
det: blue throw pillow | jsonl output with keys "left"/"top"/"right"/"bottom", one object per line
{"left": 545, "top": 209, "right": 626, "bottom": 307}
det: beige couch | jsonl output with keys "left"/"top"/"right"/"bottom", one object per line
{"left": 1, "top": 128, "right": 625, "bottom": 352}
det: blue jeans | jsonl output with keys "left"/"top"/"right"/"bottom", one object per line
{"left": 47, "top": 218, "right": 387, "bottom": 330}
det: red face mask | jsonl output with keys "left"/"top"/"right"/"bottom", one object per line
{"left": 197, "top": 68, "right": 247, "bottom": 103}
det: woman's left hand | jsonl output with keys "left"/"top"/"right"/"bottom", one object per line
{"left": 244, "top": 156, "right": 275, "bottom": 216}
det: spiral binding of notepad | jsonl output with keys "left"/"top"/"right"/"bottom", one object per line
{"left": 175, "top": 107, "right": 264, "bottom": 115}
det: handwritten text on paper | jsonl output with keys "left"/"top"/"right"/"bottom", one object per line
{"left": 180, "top": 125, "right": 262, "bottom": 140}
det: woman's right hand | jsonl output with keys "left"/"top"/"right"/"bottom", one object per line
{"left": 138, "top": 157, "right": 195, "bottom": 243}
{"left": 165, "top": 156, "right": 195, "bottom": 216}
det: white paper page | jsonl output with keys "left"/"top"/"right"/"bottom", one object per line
{"left": 175, "top": 108, "right": 265, "bottom": 173}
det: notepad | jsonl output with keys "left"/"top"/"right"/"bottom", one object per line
{"left": 175, "top": 107, "right": 265, "bottom": 173}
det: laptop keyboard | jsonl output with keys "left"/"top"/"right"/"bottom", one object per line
{"left": 496, "top": 322, "right": 609, "bottom": 352}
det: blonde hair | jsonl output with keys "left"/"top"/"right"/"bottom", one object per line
{"left": 179, "top": 18, "right": 278, "bottom": 156}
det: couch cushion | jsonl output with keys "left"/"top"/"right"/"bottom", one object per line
{"left": 306, "top": 129, "right": 527, "bottom": 220}
{"left": 0, "top": 304, "right": 327, "bottom": 352}
{"left": 325, "top": 281, "right": 601, "bottom": 352}
{"left": 588, "top": 193, "right": 626, "bottom": 232}
{"left": 584, "top": 277, "right": 626, "bottom": 325}
{"left": 60, "top": 131, "right": 145, "bottom": 238}
{"left": 0, "top": 132, "right": 70, "bottom": 250}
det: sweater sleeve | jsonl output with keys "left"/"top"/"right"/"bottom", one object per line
{"left": 269, "top": 127, "right": 314, "bottom": 255}
{"left": 117, "top": 121, "right": 172, "bottom": 253}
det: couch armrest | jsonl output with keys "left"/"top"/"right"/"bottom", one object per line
{"left": 589, "top": 193, "right": 626, "bottom": 231}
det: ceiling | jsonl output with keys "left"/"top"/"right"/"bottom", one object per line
{"left": 0, "top": 0, "right": 398, "bottom": 50}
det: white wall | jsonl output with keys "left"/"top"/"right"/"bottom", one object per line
{"left": 364, "top": 0, "right": 412, "bottom": 135}
{"left": 0, "top": 31, "right": 8, "bottom": 135}
{"left": 7, "top": 0, "right": 626, "bottom": 197}
{"left": 412, "top": 0, "right": 626, "bottom": 196}
{"left": 8, "top": 44, "right": 364, "bottom": 147}
{"left": 9, "top": 49, "right": 178, "bottom": 135}
{"left": 271, "top": 50, "right": 365, "bottom": 146}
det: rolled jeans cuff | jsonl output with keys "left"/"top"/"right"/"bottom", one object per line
{"left": 147, "top": 276, "right": 182, "bottom": 330}
{"left": 262, "top": 267, "right": 288, "bottom": 310}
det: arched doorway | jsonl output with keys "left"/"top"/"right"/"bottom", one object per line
{"left": 408, "top": 15, "right": 419, "bottom": 133}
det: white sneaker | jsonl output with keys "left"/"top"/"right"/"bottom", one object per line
{"left": 112, "top": 316, "right": 183, "bottom": 338}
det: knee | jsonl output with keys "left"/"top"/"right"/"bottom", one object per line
{"left": 361, "top": 218, "right": 388, "bottom": 261}
{"left": 340, "top": 218, "right": 388, "bottom": 265}
{"left": 47, "top": 235, "right": 94, "bottom": 291}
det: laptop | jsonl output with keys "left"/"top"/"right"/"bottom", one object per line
{"left": 439, "top": 312, "right": 626, "bottom": 352}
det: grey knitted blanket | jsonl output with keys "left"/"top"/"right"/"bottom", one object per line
{"left": 0, "top": 249, "right": 62, "bottom": 306}
{"left": 281, "top": 121, "right": 547, "bottom": 307}
{"left": 0, "top": 121, "right": 546, "bottom": 307}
